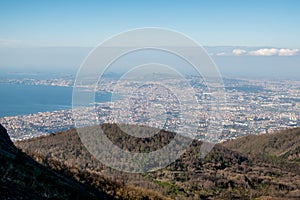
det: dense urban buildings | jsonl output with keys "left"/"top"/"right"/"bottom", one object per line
{"left": 1, "top": 76, "right": 299, "bottom": 141}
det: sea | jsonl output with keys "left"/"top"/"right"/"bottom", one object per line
{"left": 0, "top": 83, "right": 113, "bottom": 118}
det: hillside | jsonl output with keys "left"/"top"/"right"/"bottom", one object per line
{"left": 0, "top": 124, "right": 114, "bottom": 200}
{"left": 16, "top": 124, "right": 300, "bottom": 199}
{"left": 223, "top": 127, "right": 300, "bottom": 173}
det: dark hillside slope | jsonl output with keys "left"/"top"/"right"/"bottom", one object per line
{"left": 0, "top": 124, "right": 114, "bottom": 200}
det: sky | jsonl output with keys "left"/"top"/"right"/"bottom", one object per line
{"left": 0, "top": 0, "right": 299, "bottom": 78}
{"left": 1, "top": 0, "right": 300, "bottom": 47}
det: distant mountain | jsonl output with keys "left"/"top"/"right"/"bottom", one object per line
{"left": 15, "top": 124, "right": 300, "bottom": 199}
{"left": 0, "top": 124, "right": 114, "bottom": 200}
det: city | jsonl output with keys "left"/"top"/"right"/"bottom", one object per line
{"left": 1, "top": 76, "right": 299, "bottom": 142}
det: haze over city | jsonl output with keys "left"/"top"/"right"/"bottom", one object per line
{"left": 0, "top": 0, "right": 300, "bottom": 77}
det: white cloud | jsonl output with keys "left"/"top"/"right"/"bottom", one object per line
{"left": 248, "top": 48, "right": 299, "bottom": 56}
{"left": 232, "top": 49, "right": 247, "bottom": 55}
{"left": 278, "top": 48, "right": 299, "bottom": 56}
{"left": 214, "top": 47, "right": 299, "bottom": 57}
{"left": 248, "top": 48, "right": 278, "bottom": 56}
{"left": 216, "top": 52, "right": 228, "bottom": 56}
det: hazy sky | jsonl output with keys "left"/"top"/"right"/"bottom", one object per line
{"left": 0, "top": 0, "right": 299, "bottom": 47}
{"left": 0, "top": 0, "right": 299, "bottom": 78}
